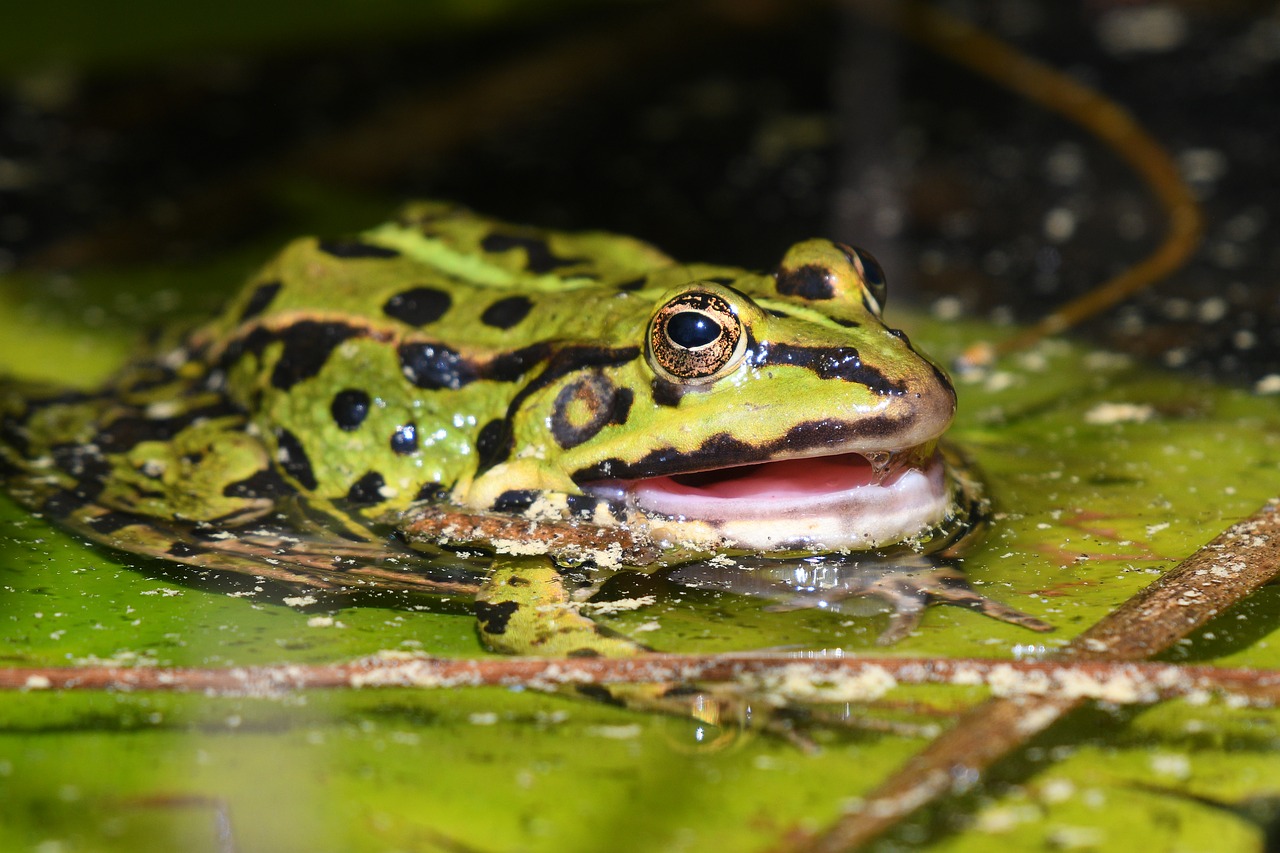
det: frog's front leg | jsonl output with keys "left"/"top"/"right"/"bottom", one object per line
{"left": 475, "top": 559, "right": 750, "bottom": 727}
{"left": 474, "top": 558, "right": 647, "bottom": 658}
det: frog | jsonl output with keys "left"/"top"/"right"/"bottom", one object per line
{"left": 0, "top": 201, "right": 1050, "bottom": 690}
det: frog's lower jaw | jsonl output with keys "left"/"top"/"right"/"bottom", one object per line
{"left": 586, "top": 449, "right": 951, "bottom": 552}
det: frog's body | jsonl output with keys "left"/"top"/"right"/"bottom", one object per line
{"left": 0, "top": 202, "right": 1047, "bottom": 666}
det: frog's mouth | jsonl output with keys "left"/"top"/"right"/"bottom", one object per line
{"left": 583, "top": 444, "right": 951, "bottom": 552}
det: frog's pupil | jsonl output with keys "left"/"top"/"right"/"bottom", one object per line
{"left": 331, "top": 389, "right": 371, "bottom": 431}
{"left": 667, "top": 311, "right": 720, "bottom": 349}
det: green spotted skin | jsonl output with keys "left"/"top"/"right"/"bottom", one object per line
{"left": 0, "top": 200, "right": 958, "bottom": 590}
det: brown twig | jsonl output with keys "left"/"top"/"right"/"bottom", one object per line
{"left": 787, "top": 498, "right": 1280, "bottom": 852}
{"left": 4, "top": 652, "right": 1280, "bottom": 708}
{"left": 847, "top": 0, "right": 1204, "bottom": 369}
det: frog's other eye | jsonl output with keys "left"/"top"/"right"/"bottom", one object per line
{"left": 836, "top": 243, "right": 887, "bottom": 315}
{"left": 648, "top": 289, "right": 747, "bottom": 384}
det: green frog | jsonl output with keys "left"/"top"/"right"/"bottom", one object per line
{"left": 0, "top": 201, "right": 1049, "bottom": 672}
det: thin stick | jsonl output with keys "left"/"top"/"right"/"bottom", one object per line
{"left": 4, "top": 652, "right": 1279, "bottom": 708}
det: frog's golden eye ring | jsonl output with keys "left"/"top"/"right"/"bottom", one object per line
{"left": 648, "top": 289, "right": 746, "bottom": 384}
{"left": 835, "top": 243, "right": 887, "bottom": 314}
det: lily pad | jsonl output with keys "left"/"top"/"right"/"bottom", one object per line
{"left": 2, "top": 254, "right": 1279, "bottom": 851}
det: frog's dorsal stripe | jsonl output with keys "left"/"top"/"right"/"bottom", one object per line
{"left": 478, "top": 233, "right": 587, "bottom": 274}
{"left": 373, "top": 202, "right": 679, "bottom": 292}
{"left": 364, "top": 226, "right": 610, "bottom": 291}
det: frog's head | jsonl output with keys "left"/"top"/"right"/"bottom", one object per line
{"left": 499, "top": 238, "right": 959, "bottom": 554}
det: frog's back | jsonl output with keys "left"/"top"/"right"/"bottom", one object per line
{"left": 197, "top": 201, "right": 682, "bottom": 353}
{"left": 160, "top": 203, "right": 715, "bottom": 511}
{"left": 0, "top": 203, "right": 694, "bottom": 576}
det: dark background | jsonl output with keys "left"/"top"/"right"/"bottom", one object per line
{"left": 1, "top": 0, "right": 1276, "bottom": 382}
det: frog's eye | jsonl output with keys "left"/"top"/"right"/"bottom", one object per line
{"left": 836, "top": 243, "right": 887, "bottom": 315}
{"left": 648, "top": 289, "right": 746, "bottom": 384}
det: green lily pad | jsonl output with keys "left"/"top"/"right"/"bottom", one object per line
{"left": 2, "top": 243, "right": 1279, "bottom": 852}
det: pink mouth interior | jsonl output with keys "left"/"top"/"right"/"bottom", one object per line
{"left": 649, "top": 452, "right": 895, "bottom": 500}
{"left": 582, "top": 448, "right": 949, "bottom": 550}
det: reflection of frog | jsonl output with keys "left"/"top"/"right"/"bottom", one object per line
{"left": 0, "top": 201, "right": 1048, "bottom": 670}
